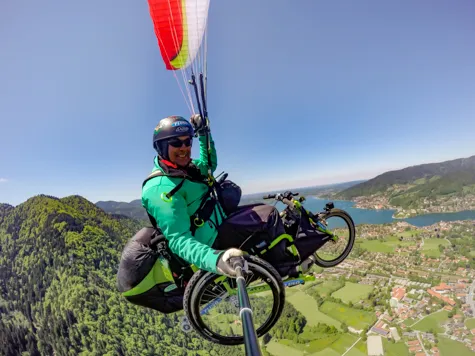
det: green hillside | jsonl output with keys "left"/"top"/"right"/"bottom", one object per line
{"left": 336, "top": 155, "right": 475, "bottom": 206}
{"left": 0, "top": 194, "right": 246, "bottom": 356}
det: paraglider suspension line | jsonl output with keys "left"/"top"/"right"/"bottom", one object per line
{"left": 190, "top": 72, "right": 213, "bottom": 183}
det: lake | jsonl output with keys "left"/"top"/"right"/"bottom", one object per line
{"left": 270, "top": 196, "right": 475, "bottom": 227}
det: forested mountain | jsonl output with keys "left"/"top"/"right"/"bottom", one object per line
{"left": 95, "top": 199, "right": 148, "bottom": 221}
{"left": 0, "top": 194, "right": 255, "bottom": 356}
{"left": 0, "top": 203, "right": 14, "bottom": 224}
{"left": 336, "top": 155, "right": 475, "bottom": 201}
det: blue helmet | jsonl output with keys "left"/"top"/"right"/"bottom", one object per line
{"left": 152, "top": 116, "right": 194, "bottom": 159}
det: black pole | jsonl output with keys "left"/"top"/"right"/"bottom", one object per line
{"left": 199, "top": 73, "right": 208, "bottom": 119}
{"left": 190, "top": 73, "right": 204, "bottom": 121}
{"left": 198, "top": 73, "right": 212, "bottom": 176}
{"left": 233, "top": 259, "right": 263, "bottom": 356}
{"left": 190, "top": 72, "right": 214, "bottom": 181}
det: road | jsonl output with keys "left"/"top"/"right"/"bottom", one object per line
{"left": 341, "top": 337, "right": 362, "bottom": 356}
{"left": 468, "top": 279, "right": 475, "bottom": 314}
{"left": 416, "top": 331, "right": 429, "bottom": 356}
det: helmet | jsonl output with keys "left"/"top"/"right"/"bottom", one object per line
{"left": 152, "top": 116, "right": 194, "bottom": 158}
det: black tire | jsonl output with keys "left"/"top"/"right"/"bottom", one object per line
{"left": 313, "top": 208, "right": 356, "bottom": 268}
{"left": 183, "top": 254, "right": 285, "bottom": 345}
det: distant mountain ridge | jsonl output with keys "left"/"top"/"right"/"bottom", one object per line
{"left": 95, "top": 199, "right": 148, "bottom": 221}
{"left": 337, "top": 155, "right": 475, "bottom": 200}
{"left": 95, "top": 180, "right": 365, "bottom": 219}
{"left": 92, "top": 154, "right": 475, "bottom": 218}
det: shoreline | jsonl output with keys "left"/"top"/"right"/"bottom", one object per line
{"left": 309, "top": 195, "right": 475, "bottom": 220}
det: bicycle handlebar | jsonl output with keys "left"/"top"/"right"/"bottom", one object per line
{"left": 281, "top": 198, "right": 295, "bottom": 210}
{"left": 263, "top": 191, "right": 298, "bottom": 209}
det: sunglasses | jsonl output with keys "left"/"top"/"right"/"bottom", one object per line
{"left": 168, "top": 137, "right": 192, "bottom": 148}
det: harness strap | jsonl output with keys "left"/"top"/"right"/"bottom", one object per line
{"left": 142, "top": 169, "right": 217, "bottom": 235}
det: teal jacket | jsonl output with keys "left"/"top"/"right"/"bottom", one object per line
{"left": 141, "top": 134, "right": 226, "bottom": 274}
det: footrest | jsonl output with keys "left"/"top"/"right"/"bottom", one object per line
{"left": 303, "top": 274, "right": 316, "bottom": 282}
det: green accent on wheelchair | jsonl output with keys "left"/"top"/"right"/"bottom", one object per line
{"left": 194, "top": 217, "right": 204, "bottom": 227}
{"left": 311, "top": 218, "right": 335, "bottom": 239}
{"left": 317, "top": 226, "right": 335, "bottom": 240}
{"left": 213, "top": 275, "right": 227, "bottom": 283}
{"left": 161, "top": 192, "right": 172, "bottom": 202}
{"left": 261, "top": 233, "right": 299, "bottom": 257}
{"left": 122, "top": 257, "right": 174, "bottom": 297}
{"left": 212, "top": 275, "right": 237, "bottom": 295}
{"left": 191, "top": 264, "right": 199, "bottom": 272}
{"left": 303, "top": 274, "right": 316, "bottom": 282}
{"left": 293, "top": 200, "right": 302, "bottom": 210}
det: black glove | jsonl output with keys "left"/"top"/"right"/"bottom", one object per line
{"left": 216, "top": 248, "right": 244, "bottom": 278}
{"left": 190, "top": 114, "right": 210, "bottom": 136}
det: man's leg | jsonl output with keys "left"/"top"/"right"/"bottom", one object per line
{"left": 213, "top": 204, "right": 297, "bottom": 277}
{"left": 213, "top": 203, "right": 286, "bottom": 250}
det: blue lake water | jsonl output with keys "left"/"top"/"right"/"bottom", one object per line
{"left": 273, "top": 196, "right": 475, "bottom": 227}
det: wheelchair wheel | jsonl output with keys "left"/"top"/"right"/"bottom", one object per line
{"left": 183, "top": 254, "right": 285, "bottom": 345}
{"left": 313, "top": 208, "right": 356, "bottom": 267}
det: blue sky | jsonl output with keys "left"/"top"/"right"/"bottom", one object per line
{"left": 1, "top": 0, "right": 474, "bottom": 206}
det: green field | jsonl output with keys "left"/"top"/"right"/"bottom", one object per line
{"left": 395, "top": 230, "right": 423, "bottom": 238}
{"left": 411, "top": 310, "right": 449, "bottom": 333}
{"left": 465, "top": 318, "right": 475, "bottom": 329}
{"left": 327, "top": 334, "right": 364, "bottom": 355}
{"left": 310, "top": 279, "right": 345, "bottom": 297}
{"left": 422, "top": 238, "right": 450, "bottom": 257}
{"left": 414, "top": 178, "right": 426, "bottom": 185}
{"left": 268, "top": 292, "right": 371, "bottom": 356}
{"left": 266, "top": 340, "right": 304, "bottom": 356}
{"left": 266, "top": 333, "right": 364, "bottom": 356}
{"left": 286, "top": 290, "right": 342, "bottom": 330}
{"left": 346, "top": 338, "right": 367, "bottom": 356}
{"left": 280, "top": 334, "right": 340, "bottom": 353}
{"left": 358, "top": 235, "right": 416, "bottom": 253}
{"left": 358, "top": 240, "right": 394, "bottom": 253}
{"left": 319, "top": 301, "right": 376, "bottom": 330}
{"left": 403, "top": 318, "right": 417, "bottom": 326}
{"left": 438, "top": 336, "right": 474, "bottom": 356}
{"left": 358, "top": 234, "right": 449, "bottom": 256}
{"left": 382, "top": 338, "right": 410, "bottom": 356}
{"left": 331, "top": 282, "right": 374, "bottom": 304}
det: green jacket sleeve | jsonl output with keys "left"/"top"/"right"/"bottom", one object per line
{"left": 144, "top": 184, "right": 220, "bottom": 273}
{"left": 193, "top": 133, "right": 217, "bottom": 176}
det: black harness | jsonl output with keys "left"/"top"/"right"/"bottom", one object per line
{"left": 141, "top": 162, "right": 225, "bottom": 288}
{"left": 141, "top": 162, "right": 225, "bottom": 236}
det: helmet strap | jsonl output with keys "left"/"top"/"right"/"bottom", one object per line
{"left": 155, "top": 140, "right": 170, "bottom": 161}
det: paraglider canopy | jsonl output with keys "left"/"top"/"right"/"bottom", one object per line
{"left": 147, "top": 0, "right": 210, "bottom": 115}
{"left": 148, "top": 0, "right": 209, "bottom": 70}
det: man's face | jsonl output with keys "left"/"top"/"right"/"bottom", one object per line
{"left": 168, "top": 135, "right": 192, "bottom": 167}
